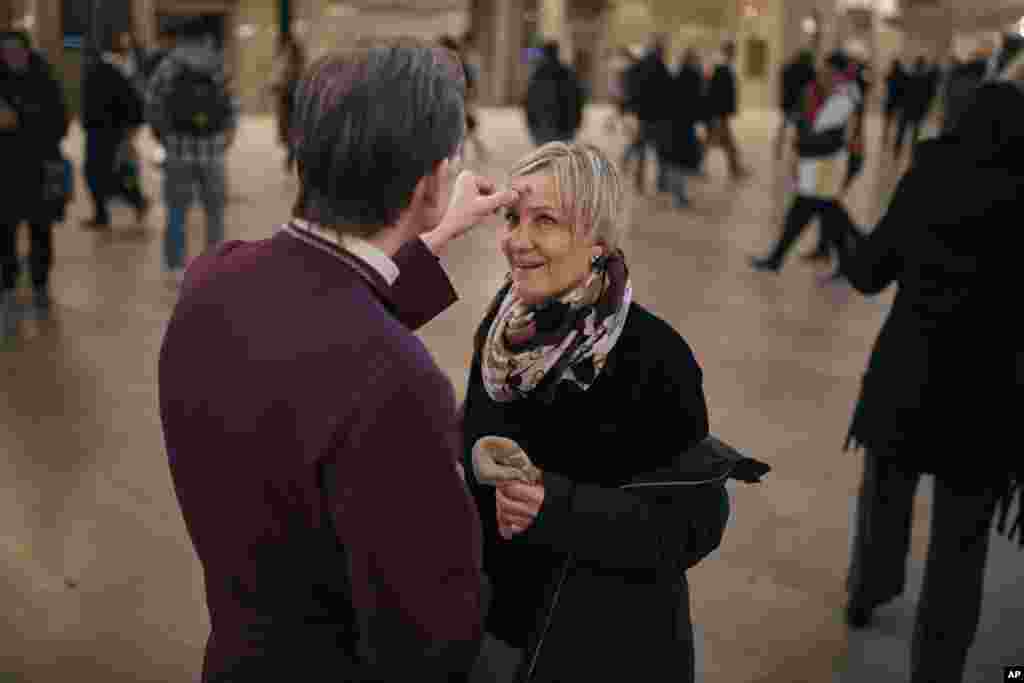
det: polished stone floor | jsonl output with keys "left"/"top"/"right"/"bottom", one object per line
{"left": 0, "top": 106, "right": 1020, "bottom": 682}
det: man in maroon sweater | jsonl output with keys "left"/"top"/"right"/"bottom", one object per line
{"left": 158, "top": 42, "right": 518, "bottom": 682}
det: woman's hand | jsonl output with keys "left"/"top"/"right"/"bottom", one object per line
{"left": 423, "top": 171, "right": 519, "bottom": 256}
{"left": 496, "top": 481, "right": 545, "bottom": 539}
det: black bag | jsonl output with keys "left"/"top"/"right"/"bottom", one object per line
{"left": 165, "top": 62, "right": 232, "bottom": 136}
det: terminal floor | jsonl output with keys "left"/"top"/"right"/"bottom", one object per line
{"left": 0, "top": 106, "right": 1020, "bottom": 682}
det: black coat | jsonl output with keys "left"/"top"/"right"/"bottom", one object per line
{"left": 525, "top": 57, "right": 584, "bottom": 139}
{"left": 839, "top": 83, "right": 1024, "bottom": 493}
{"left": 461, "top": 300, "right": 729, "bottom": 683}
{"left": 0, "top": 52, "right": 68, "bottom": 217}
{"left": 653, "top": 65, "right": 704, "bottom": 171}
{"left": 623, "top": 52, "right": 673, "bottom": 124}
{"left": 706, "top": 63, "right": 737, "bottom": 118}
{"left": 82, "top": 59, "right": 144, "bottom": 131}
{"left": 0, "top": 52, "right": 67, "bottom": 164}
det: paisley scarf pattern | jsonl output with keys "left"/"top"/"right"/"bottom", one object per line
{"left": 481, "top": 250, "right": 633, "bottom": 404}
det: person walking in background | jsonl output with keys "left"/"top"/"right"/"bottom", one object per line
{"left": 146, "top": 17, "right": 238, "bottom": 286}
{"left": 159, "top": 41, "right": 519, "bottom": 682}
{"left": 775, "top": 49, "right": 816, "bottom": 160}
{"left": 835, "top": 78, "right": 1024, "bottom": 683}
{"left": 80, "top": 34, "right": 149, "bottom": 230}
{"left": 525, "top": 41, "right": 585, "bottom": 148}
{"left": 0, "top": 31, "right": 69, "bottom": 339}
{"left": 751, "top": 51, "right": 861, "bottom": 275}
{"left": 706, "top": 41, "right": 750, "bottom": 180}
{"left": 620, "top": 35, "right": 673, "bottom": 195}
{"left": 893, "top": 57, "right": 934, "bottom": 160}
{"left": 652, "top": 48, "right": 704, "bottom": 208}
{"left": 880, "top": 58, "right": 906, "bottom": 149}
{"left": 267, "top": 33, "right": 306, "bottom": 173}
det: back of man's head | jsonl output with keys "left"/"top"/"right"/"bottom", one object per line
{"left": 291, "top": 40, "right": 466, "bottom": 235}
{"left": 542, "top": 41, "right": 559, "bottom": 61}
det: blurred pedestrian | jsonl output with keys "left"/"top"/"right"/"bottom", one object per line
{"left": 146, "top": 17, "right": 238, "bottom": 285}
{"left": 893, "top": 57, "right": 935, "bottom": 159}
{"left": 81, "top": 33, "right": 149, "bottom": 229}
{"left": 268, "top": 32, "right": 306, "bottom": 173}
{"left": 652, "top": 48, "right": 704, "bottom": 208}
{"left": 836, "top": 78, "right": 1024, "bottom": 683}
{"left": 620, "top": 35, "right": 673, "bottom": 195}
{"left": 880, "top": 58, "right": 906, "bottom": 149}
{"left": 706, "top": 41, "right": 749, "bottom": 179}
{"left": 751, "top": 51, "right": 861, "bottom": 275}
{"left": 0, "top": 30, "right": 69, "bottom": 339}
{"left": 525, "top": 41, "right": 585, "bottom": 147}
{"left": 775, "top": 49, "right": 816, "bottom": 160}
{"left": 159, "top": 40, "right": 518, "bottom": 682}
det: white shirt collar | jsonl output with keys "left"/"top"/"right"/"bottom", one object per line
{"left": 291, "top": 219, "right": 400, "bottom": 286}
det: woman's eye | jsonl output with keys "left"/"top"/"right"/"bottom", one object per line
{"left": 537, "top": 216, "right": 555, "bottom": 225}
{"left": 505, "top": 211, "right": 519, "bottom": 225}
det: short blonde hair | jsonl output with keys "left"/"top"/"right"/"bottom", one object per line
{"left": 507, "top": 142, "right": 627, "bottom": 251}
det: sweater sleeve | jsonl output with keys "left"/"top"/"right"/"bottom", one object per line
{"left": 322, "top": 344, "right": 484, "bottom": 681}
{"left": 507, "top": 338, "right": 729, "bottom": 574}
{"left": 389, "top": 238, "right": 459, "bottom": 331}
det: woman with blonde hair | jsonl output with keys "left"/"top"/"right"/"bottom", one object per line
{"left": 460, "top": 142, "right": 760, "bottom": 682}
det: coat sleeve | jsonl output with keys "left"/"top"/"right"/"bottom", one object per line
{"left": 837, "top": 168, "right": 911, "bottom": 295}
{"left": 322, "top": 345, "right": 484, "bottom": 681}
{"left": 389, "top": 238, "right": 459, "bottom": 331}
{"left": 507, "top": 341, "right": 730, "bottom": 574}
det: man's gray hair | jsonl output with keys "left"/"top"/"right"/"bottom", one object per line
{"left": 291, "top": 39, "right": 466, "bottom": 236}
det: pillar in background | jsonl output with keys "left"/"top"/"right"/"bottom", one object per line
{"left": 132, "top": 0, "right": 156, "bottom": 48}
{"left": 493, "top": 0, "right": 525, "bottom": 105}
{"left": 539, "top": 0, "right": 571, "bottom": 64}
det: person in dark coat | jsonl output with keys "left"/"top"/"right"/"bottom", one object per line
{"left": 158, "top": 42, "right": 520, "bottom": 682}
{"left": 706, "top": 41, "right": 749, "bottom": 179}
{"left": 893, "top": 57, "right": 935, "bottom": 159}
{"left": 0, "top": 31, "right": 69, "bottom": 338}
{"left": 81, "top": 42, "right": 149, "bottom": 228}
{"left": 775, "top": 49, "right": 816, "bottom": 159}
{"left": 525, "top": 41, "right": 585, "bottom": 147}
{"left": 835, "top": 80, "right": 1024, "bottom": 683}
{"left": 462, "top": 142, "right": 730, "bottom": 683}
{"left": 880, "top": 58, "right": 906, "bottom": 149}
{"left": 620, "top": 35, "right": 674, "bottom": 195}
{"left": 652, "top": 48, "right": 704, "bottom": 208}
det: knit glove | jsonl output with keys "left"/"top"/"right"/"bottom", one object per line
{"left": 471, "top": 436, "right": 543, "bottom": 486}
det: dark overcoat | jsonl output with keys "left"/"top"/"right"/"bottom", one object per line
{"left": 654, "top": 64, "right": 704, "bottom": 171}
{"left": 839, "top": 82, "right": 1024, "bottom": 514}
{"left": 462, "top": 298, "right": 730, "bottom": 683}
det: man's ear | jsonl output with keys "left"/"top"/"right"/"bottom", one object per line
{"left": 419, "top": 157, "right": 450, "bottom": 210}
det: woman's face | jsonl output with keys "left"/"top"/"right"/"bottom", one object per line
{"left": 502, "top": 172, "right": 602, "bottom": 306}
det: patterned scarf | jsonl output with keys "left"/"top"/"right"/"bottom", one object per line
{"left": 480, "top": 250, "right": 633, "bottom": 404}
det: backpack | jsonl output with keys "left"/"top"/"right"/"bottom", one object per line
{"left": 165, "top": 61, "right": 232, "bottom": 136}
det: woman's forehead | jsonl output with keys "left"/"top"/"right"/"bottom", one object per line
{"left": 509, "top": 173, "right": 561, "bottom": 211}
